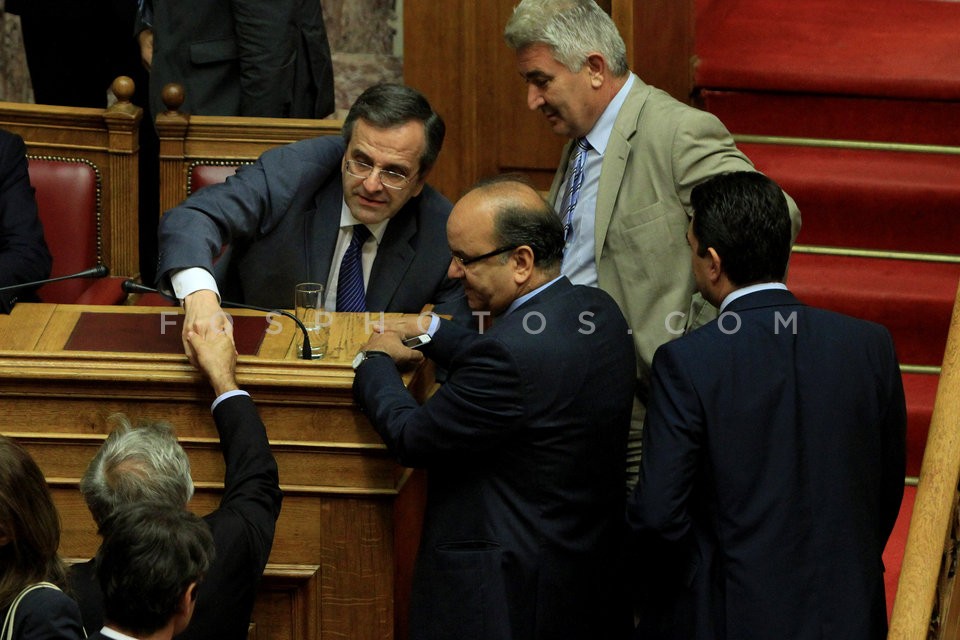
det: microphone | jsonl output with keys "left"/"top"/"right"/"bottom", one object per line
{"left": 120, "top": 279, "right": 314, "bottom": 360}
{"left": 0, "top": 264, "right": 110, "bottom": 294}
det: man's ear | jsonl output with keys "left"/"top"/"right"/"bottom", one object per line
{"left": 706, "top": 247, "right": 723, "bottom": 284}
{"left": 0, "top": 531, "right": 10, "bottom": 547}
{"left": 585, "top": 53, "right": 608, "bottom": 88}
{"left": 172, "top": 582, "right": 200, "bottom": 634}
{"left": 511, "top": 246, "right": 535, "bottom": 284}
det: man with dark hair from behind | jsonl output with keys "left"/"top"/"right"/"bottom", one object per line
{"left": 88, "top": 503, "right": 215, "bottom": 640}
{"left": 627, "top": 172, "right": 906, "bottom": 639}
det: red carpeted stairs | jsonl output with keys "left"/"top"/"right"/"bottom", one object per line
{"left": 693, "top": 0, "right": 960, "bottom": 617}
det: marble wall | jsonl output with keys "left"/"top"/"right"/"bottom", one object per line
{"left": 0, "top": 0, "right": 403, "bottom": 116}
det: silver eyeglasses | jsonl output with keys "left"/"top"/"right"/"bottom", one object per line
{"left": 344, "top": 159, "right": 414, "bottom": 190}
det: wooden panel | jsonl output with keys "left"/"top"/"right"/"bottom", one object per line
{"left": 630, "top": 0, "right": 696, "bottom": 102}
{"left": 0, "top": 303, "right": 430, "bottom": 640}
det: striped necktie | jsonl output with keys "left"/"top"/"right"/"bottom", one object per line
{"left": 336, "top": 225, "right": 372, "bottom": 312}
{"left": 559, "top": 137, "right": 590, "bottom": 240}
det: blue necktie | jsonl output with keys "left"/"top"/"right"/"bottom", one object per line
{"left": 336, "top": 225, "right": 372, "bottom": 312}
{"left": 559, "top": 137, "right": 590, "bottom": 241}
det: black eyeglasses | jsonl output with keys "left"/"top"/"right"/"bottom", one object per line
{"left": 451, "top": 245, "right": 519, "bottom": 267}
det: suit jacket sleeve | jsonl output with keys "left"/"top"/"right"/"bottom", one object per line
{"left": 212, "top": 394, "right": 283, "bottom": 565}
{"left": 156, "top": 137, "right": 343, "bottom": 288}
{"left": 353, "top": 332, "right": 525, "bottom": 468}
{"left": 627, "top": 343, "right": 703, "bottom": 541}
{"left": 877, "top": 330, "right": 907, "bottom": 542}
{"left": 0, "top": 132, "right": 52, "bottom": 311}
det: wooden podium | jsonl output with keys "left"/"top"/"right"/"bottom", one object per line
{"left": 0, "top": 303, "right": 430, "bottom": 640}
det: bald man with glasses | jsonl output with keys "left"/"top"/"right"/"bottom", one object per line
{"left": 156, "top": 83, "right": 469, "bottom": 363}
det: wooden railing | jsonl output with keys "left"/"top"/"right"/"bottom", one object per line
{"left": 890, "top": 280, "right": 960, "bottom": 638}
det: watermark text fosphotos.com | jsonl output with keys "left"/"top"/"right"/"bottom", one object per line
{"left": 159, "top": 309, "right": 800, "bottom": 339}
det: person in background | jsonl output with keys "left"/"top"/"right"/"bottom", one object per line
{"left": 69, "top": 327, "right": 282, "bottom": 640}
{"left": 504, "top": 0, "right": 802, "bottom": 491}
{"left": 136, "top": 0, "right": 335, "bottom": 120}
{"left": 627, "top": 172, "right": 905, "bottom": 639}
{"left": 5, "top": 0, "right": 141, "bottom": 109}
{"left": 0, "top": 435, "right": 85, "bottom": 640}
{"left": 0, "top": 128, "right": 51, "bottom": 313}
{"left": 86, "top": 503, "right": 215, "bottom": 640}
{"left": 353, "top": 175, "right": 636, "bottom": 639}
{"left": 156, "top": 82, "right": 468, "bottom": 365}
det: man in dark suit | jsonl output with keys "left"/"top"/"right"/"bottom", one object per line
{"left": 0, "top": 129, "right": 52, "bottom": 313}
{"left": 156, "top": 82, "right": 467, "bottom": 364}
{"left": 86, "top": 504, "right": 214, "bottom": 640}
{"left": 135, "top": 0, "right": 335, "bottom": 120}
{"left": 69, "top": 327, "right": 282, "bottom": 640}
{"left": 627, "top": 172, "right": 906, "bottom": 639}
{"left": 352, "top": 176, "right": 637, "bottom": 639}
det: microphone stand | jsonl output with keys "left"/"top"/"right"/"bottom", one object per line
{"left": 120, "top": 280, "right": 315, "bottom": 360}
{"left": 0, "top": 264, "right": 110, "bottom": 293}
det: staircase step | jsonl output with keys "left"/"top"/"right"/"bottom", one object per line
{"left": 902, "top": 373, "right": 938, "bottom": 478}
{"left": 695, "top": 0, "right": 960, "bottom": 101}
{"left": 701, "top": 91, "right": 960, "bottom": 146}
{"left": 737, "top": 142, "right": 960, "bottom": 255}
{"left": 786, "top": 253, "right": 960, "bottom": 366}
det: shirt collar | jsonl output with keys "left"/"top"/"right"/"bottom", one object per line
{"left": 583, "top": 73, "right": 636, "bottom": 155}
{"left": 339, "top": 199, "right": 389, "bottom": 244}
{"left": 99, "top": 627, "right": 139, "bottom": 640}
{"left": 504, "top": 276, "right": 564, "bottom": 316}
{"left": 720, "top": 282, "right": 788, "bottom": 312}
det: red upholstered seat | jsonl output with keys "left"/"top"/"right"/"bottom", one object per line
{"left": 27, "top": 157, "right": 125, "bottom": 304}
{"left": 190, "top": 163, "right": 240, "bottom": 192}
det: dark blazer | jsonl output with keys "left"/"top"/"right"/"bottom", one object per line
{"left": 141, "top": 0, "right": 335, "bottom": 119}
{"left": 70, "top": 394, "right": 283, "bottom": 640}
{"left": 628, "top": 289, "right": 906, "bottom": 640}
{"left": 0, "top": 586, "right": 85, "bottom": 640}
{"left": 0, "top": 130, "right": 52, "bottom": 312}
{"left": 354, "top": 277, "right": 637, "bottom": 639}
{"left": 156, "top": 136, "right": 467, "bottom": 319}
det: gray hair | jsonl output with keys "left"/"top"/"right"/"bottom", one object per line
{"left": 504, "top": 0, "right": 628, "bottom": 76}
{"left": 80, "top": 416, "right": 194, "bottom": 528}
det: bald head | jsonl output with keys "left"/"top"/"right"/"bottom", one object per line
{"left": 446, "top": 175, "right": 565, "bottom": 315}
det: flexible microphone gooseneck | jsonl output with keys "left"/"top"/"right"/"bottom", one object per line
{"left": 0, "top": 263, "right": 110, "bottom": 293}
{"left": 120, "top": 280, "right": 314, "bottom": 360}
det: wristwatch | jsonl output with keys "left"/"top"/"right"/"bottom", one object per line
{"left": 351, "top": 350, "right": 390, "bottom": 370}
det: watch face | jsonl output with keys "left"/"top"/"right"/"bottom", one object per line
{"left": 352, "top": 351, "right": 365, "bottom": 370}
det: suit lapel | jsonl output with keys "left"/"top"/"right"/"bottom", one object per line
{"left": 366, "top": 206, "right": 417, "bottom": 310}
{"left": 548, "top": 140, "right": 576, "bottom": 208}
{"left": 594, "top": 80, "right": 647, "bottom": 261}
{"left": 306, "top": 184, "right": 344, "bottom": 295}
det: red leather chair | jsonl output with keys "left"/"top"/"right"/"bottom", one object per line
{"left": 27, "top": 157, "right": 127, "bottom": 304}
